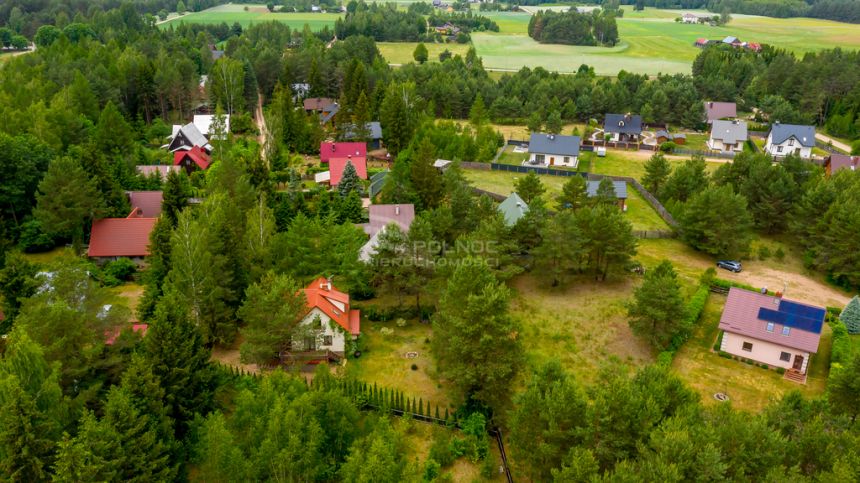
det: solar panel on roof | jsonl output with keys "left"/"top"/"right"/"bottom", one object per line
{"left": 758, "top": 305, "right": 824, "bottom": 334}
{"left": 779, "top": 300, "right": 826, "bottom": 321}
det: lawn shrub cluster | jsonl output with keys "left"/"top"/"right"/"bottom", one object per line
{"left": 362, "top": 304, "right": 434, "bottom": 322}
{"left": 658, "top": 282, "right": 711, "bottom": 363}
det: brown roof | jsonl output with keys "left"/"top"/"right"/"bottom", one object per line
{"left": 826, "top": 154, "right": 860, "bottom": 174}
{"left": 303, "top": 97, "right": 336, "bottom": 111}
{"left": 704, "top": 101, "right": 737, "bottom": 122}
{"left": 718, "top": 288, "right": 823, "bottom": 353}
{"left": 127, "top": 191, "right": 163, "bottom": 218}
{"left": 364, "top": 204, "right": 416, "bottom": 237}
{"left": 88, "top": 217, "right": 157, "bottom": 258}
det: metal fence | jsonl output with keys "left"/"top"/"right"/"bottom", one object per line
{"left": 672, "top": 147, "right": 737, "bottom": 159}
{"left": 368, "top": 170, "right": 388, "bottom": 198}
{"left": 491, "top": 163, "right": 586, "bottom": 177}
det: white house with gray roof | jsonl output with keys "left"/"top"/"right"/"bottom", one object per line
{"left": 765, "top": 122, "right": 815, "bottom": 159}
{"left": 527, "top": 133, "right": 581, "bottom": 167}
{"left": 708, "top": 119, "right": 748, "bottom": 152}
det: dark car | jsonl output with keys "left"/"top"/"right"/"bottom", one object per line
{"left": 717, "top": 260, "right": 742, "bottom": 273}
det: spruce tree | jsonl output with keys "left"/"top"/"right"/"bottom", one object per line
{"left": 0, "top": 379, "right": 57, "bottom": 481}
{"left": 410, "top": 137, "right": 443, "bottom": 210}
{"left": 162, "top": 170, "right": 190, "bottom": 227}
{"left": 841, "top": 296, "right": 860, "bottom": 334}
{"left": 469, "top": 94, "right": 489, "bottom": 126}
{"left": 338, "top": 161, "right": 362, "bottom": 197}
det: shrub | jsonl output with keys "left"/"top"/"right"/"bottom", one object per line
{"left": 700, "top": 267, "right": 716, "bottom": 286}
{"left": 659, "top": 141, "right": 677, "bottom": 153}
{"left": 760, "top": 363, "right": 769, "bottom": 369}
{"left": 774, "top": 246, "right": 785, "bottom": 261}
{"left": 757, "top": 245, "right": 771, "bottom": 260}
{"left": 230, "top": 112, "right": 255, "bottom": 134}
{"left": 16, "top": 219, "right": 55, "bottom": 253}
{"left": 380, "top": 327, "right": 394, "bottom": 336}
{"left": 776, "top": 367, "right": 786, "bottom": 375}
{"left": 657, "top": 351, "right": 675, "bottom": 366}
{"left": 718, "top": 351, "right": 732, "bottom": 359}
{"left": 411, "top": 363, "right": 418, "bottom": 371}
{"left": 104, "top": 257, "right": 136, "bottom": 281}
{"left": 423, "top": 459, "right": 441, "bottom": 482}
{"left": 430, "top": 432, "right": 456, "bottom": 467}
{"left": 480, "top": 455, "right": 497, "bottom": 479}
{"left": 830, "top": 318, "right": 851, "bottom": 366}
{"left": 396, "top": 318, "right": 407, "bottom": 327}
{"left": 713, "top": 330, "right": 724, "bottom": 351}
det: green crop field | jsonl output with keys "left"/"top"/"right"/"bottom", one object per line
{"left": 377, "top": 42, "right": 471, "bottom": 65}
{"left": 159, "top": 4, "right": 341, "bottom": 30}
{"left": 472, "top": 7, "right": 860, "bottom": 75}
{"left": 161, "top": 4, "right": 860, "bottom": 76}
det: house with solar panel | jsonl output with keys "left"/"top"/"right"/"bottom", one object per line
{"left": 717, "top": 287, "right": 826, "bottom": 382}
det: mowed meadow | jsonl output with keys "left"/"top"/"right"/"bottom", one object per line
{"left": 161, "top": 4, "right": 860, "bottom": 75}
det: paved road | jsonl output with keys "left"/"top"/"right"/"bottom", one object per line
{"left": 815, "top": 133, "right": 851, "bottom": 153}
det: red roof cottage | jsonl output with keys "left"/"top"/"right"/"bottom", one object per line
{"left": 320, "top": 142, "right": 367, "bottom": 164}
{"left": 718, "top": 288, "right": 825, "bottom": 382}
{"left": 174, "top": 145, "right": 211, "bottom": 174}
{"left": 88, "top": 215, "right": 157, "bottom": 263}
{"left": 288, "top": 277, "right": 360, "bottom": 362}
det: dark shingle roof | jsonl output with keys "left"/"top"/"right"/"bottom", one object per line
{"left": 769, "top": 123, "right": 816, "bottom": 147}
{"left": 604, "top": 114, "right": 642, "bottom": 135}
{"left": 528, "top": 133, "right": 581, "bottom": 157}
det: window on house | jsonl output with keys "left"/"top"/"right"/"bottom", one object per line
{"left": 780, "top": 352, "right": 791, "bottom": 362}
{"left": 782, "top": 326, "right": 791, "bottom": 336}
{"left": 777, "top": 146, "right": 783, "bottom": 153}
{"left": 742, "top": 342, "right": 753, "bottom": 352}
{"left": 323, "top": 335, "right": 333, "bottom": 346}
{"left": 535, "top": 154, "right": 545, "bottom": 164}
{"left": 788, "top": 139, "right": 795, "bottom": 146}
{"left": 766, "top": 322, "right": 774, "bottom": 332}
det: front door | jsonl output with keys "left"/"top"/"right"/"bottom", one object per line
{"left": 793, "top": 355, "right": 804, "bottom": 371}
{"left": 549, "top": 156, "right": 555, "bottom": 166}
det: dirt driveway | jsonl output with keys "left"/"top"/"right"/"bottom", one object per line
{"left": 720, "top": 264, "right": 850, "bottom": 308}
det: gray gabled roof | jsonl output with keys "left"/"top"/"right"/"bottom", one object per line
{"left": 769, "top": 123, "right": 816, "bottom": 147}
{"left": 343, "top": 122, "right": 383, "bottom": 140}
{"left": 604, "top": 114, "right": 642, "bottom": 134}
{"left": 528, "top": 133, "right": 581, "bottom": 157}
{"left": 498, "top": 192, "right": 529, "bottom": 227}
{"left": 586, "top": 180, "right": 627, "bottom": 199}
{"left": 710, "top": 120, "right": 748, "bottom": 144}
{"left": 320, "top": 103, "right": 339, "bottom": 124}
{"left": 168, "top": 123, "right": 210, "bottom": 152}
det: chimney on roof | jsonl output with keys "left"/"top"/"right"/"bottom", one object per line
{"left": 709, "top": 102, "right": 713, "bottom": 107}
{"left": 774, "top": 121, "right": 781, "bottom": 125}
{"left": 395, "top": 205, "right": 400, "bottom": 215}
{"left": 331, "top": 144, "right": 336, "bottom": 151}
{"left": 320, "top": 278, "right": 332, "bottom": 291}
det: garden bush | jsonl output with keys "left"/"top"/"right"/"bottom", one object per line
{"left": 99, "top": 258, "right": 137, "bottom": 286}
{"left": 774, "top": 246, "right": 785, "bottom": 261}
{"left": 776, "top": 367, "right": 786, "bottom": 375}
{"left": 758, "top": 245, "right": 771, "bottom": 260}
{"left": 430, "top": 432, "right": 455, "bottom": 467}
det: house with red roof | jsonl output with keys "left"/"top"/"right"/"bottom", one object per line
{"left": 292, "top": 277, "right": 360, "bottom": 360}
{"left": 105, "top": 323, "right": 149, "bottom": 345}
{"left": 88, "top": 208, "right": 157, "bottom": 263}
{"left": 824, "top": 154, "right": 860, "bottom": 176}
{"left": 174, "top": 145, "right": 211, "bottom": 174}
{"left": 718, "top": 287, "right": 825, "bottom": 382}
{"left": 320, "top": 142, "right": 367, "bottom": 164}
{"left": 328, "top": 158, "right": 368, "bottom": 186}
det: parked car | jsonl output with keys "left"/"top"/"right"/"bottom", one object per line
{"left": 717, "top": 260, "right": 742, "bottom": 273}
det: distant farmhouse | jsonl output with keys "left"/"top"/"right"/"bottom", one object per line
{"left": 695, "top": 36, "right": 761, "bottom": 52}
{"left": 681, "top": 12, "right": 714, "bottom": 24}
{"left": 704, "top": 101, "right": 737, "bottom": 123}
{"left": 765, "top": 122, "right": 815, "bottom": 159}
{"left": 527, "top": 133, "right": 581, "bottom": 168}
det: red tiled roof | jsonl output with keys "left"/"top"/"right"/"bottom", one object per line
{"left": 127, "top": 191, "right": 164, "bottom": 218}
{"left": 718, "top": 288, "right": 823, "bottom": 353}
{"left": 173, "top": 145, "right": 211, "bottom": 170}
{"left": 88, "top": 217, "right": 157, "bottom": 258}
{"left": 320, "top": 142, "right": 367, "bottom": 164}
{"left": 105, "top": 323, "right": 149, "bottom": 345}
{"left": 303, "top": 277, "right": 360, "bottom": 335}
{"left": 304, "top": 97, "right": 336, "bottom": 111}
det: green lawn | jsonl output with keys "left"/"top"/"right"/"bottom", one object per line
{"left": 680, "top": 133, "right": 709, "bottom": 151}
{"left": 378, "top": 42, "right": 471, "bottom": 65}
{"left": 672, "top": 294, "right": 829, "bottom": 412}
{"left": 462, "top": 168, "right": 669, "bottom": 231}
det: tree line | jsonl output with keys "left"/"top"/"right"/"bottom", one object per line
{"left": 528, "top": 8, "right": 619, "bottom": 46}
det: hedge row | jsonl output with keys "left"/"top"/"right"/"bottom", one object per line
{"left": 658, "top": 283, "right": 711, "bottom": 364}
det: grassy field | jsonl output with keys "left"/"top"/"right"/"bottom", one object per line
{"left": 672, "top": 294, "right": 830, "bottom": 411}
{"left": 377, "top": 42, "right": 471, "bottom": 65}
{"left": 462, "top": 168, "right": 670, "bottom": 231}
{"left": 159, "top": 4, "right": 341, "bottom": 30}
{"left": 472, "top": 8, "right": 860, "bottom": 75}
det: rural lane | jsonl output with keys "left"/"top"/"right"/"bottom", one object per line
{"left": 815, "top": 133, "right": 852, "bottom": 153}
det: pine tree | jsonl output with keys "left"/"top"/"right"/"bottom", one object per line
{"left": 557, "top": 175, "right": 588, "bottom": 211}
{"left": 679, "top": 185, "right": 753, "bottom": 258}
{"left": 351, "top": 90, "right": 372, "bottom": 142}
{"left": 628, "top": 260, "right": 688, "bottom": 349}
{"left": 0, "top": 379, "right": 57, "bottom": 480}
{"left": 144, "top": 289, "right": 215, "bottom": 439}
{"left": 642, "top": 152, "right": 671, "bottom": 196}
{"left": 840, "top": 296, "right": 860, "bottom": 334}
{"left": 545, "top": 109, "right": 563, "bottom": 134}
{"left": 338, "top": 161, "right": 362, "bottom": 197}
{"left": 593, "top": 177, "right": 618, "bottom": 207}
{"left": 162, "top": 170, "right": 191, "bottom": 227}
{"left": 137, "top": 216, "right": 173, "bottom": 321}
{"left": 33, "top": 156, "right": 103, "bottom": 254}
{"left": 469, "top": 94, "right": 488, "bottom": 126}
{"left": 410, "top": 137, "right": 443, "bottom": 210}
{"left": 514, "top": 172, "right": 546, "bottom": 204}
{"left": 238, "top": 273, "right": 306, "bottom": 365}
{"left": 380, "top": 82, "right": 414, "bottom": 155}
{"left": 533, "top": 211, "right": 586, "bottom": 287}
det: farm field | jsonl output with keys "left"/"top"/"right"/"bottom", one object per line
{"left": 159, "top": 4, "right": 341, "bottom": 30}
{"left": 377, "top": 42, "right": 471, "bottom": 65}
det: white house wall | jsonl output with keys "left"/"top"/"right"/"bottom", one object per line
{"left": 529, "top": 152, "right": 579, "bottom": 168}
{"left": 765, "top": 134, "right": 812, "bottom": 159}
{"left": 720, "top": 331, "right": 810, "bottom": 373}
{"left": 295, "top": 307, "right": 346, "bottom": 353}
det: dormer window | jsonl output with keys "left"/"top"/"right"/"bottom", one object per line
{"left": 788, "top": 138, "right": 795, "bottom": 146}
{"left": 766, "top": 322, "right": 774, "bottom": 332}
{"left": 782, "top": 326, "right": 791, "bottom": 336}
